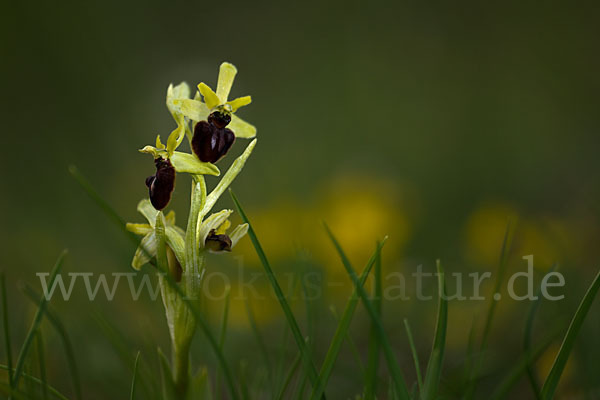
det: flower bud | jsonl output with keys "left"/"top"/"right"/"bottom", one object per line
{"left": 204, "top": 229, "right": 232, "bottom": 252}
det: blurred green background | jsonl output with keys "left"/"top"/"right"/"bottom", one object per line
{"left": 2, "top": 0, "right": 600, "bottom": 398}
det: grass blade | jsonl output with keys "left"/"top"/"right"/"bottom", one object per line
{"left": 0, "top": 364, "right": 69, "bottom": 400}
{"left": 130, "top": 351, "right": 141, "bottom": 400}
{"left": 1, "top": 274, "right": 13, "bottom": 388}
{"left": 93, "top": 311, "right": 156, "bottom": 399}
{"left": 22, "top": 284, "right": 82, "bottom": 400}
{"left": 245, "top": 297, "right": 273, "bottom": 389}
{"left": 13, "top": 250, "right": 67, "bottom": 389}
{"left": 523, "top": 264, "right": 558, "bottom": 400}
{"left": 35, "top": 332, "right": 48, "bottom": 400}
{"left": 422, "top": 260, "right": 448, "bottom": 400}
{"left": 323, "top": 223, "right": 410, "bottom": 400}
{"left": 490, "top": 332, "right": 555, "bottom": 400}
{"left": 541, "top": 269, "right": 600, "bottom": 399}
{"left": 276, "top": 350, "right": 302, "bottom": 400}
{"left": 158, "top": 347, "right": 177, "bottom": 400}
{"left": 215, "top": 285, "right": 231, "bottom": 400}
{"left": 365, "top": 244, "right": 383, "bottom": 399}
{"left": 327, "top": 306, "right": 366, "bottom": 376}
{"left": 403, "top": 319, "right": 423, "bottom": 393}
{"left": 465, "top": 221, "right": 513, "bottom": 399}
{"left": 310, "top": 242, "right": 384, "bottom": 400}
{"left": 230, "top": 190, "right": 322, "bottom": 395}
{"left": 69, "top": 165, "right": 142, "bottom": 249}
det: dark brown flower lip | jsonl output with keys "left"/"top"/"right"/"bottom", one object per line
{"left": 146, "top": 157, "right": 176, "bottom": 210}
{"left": 204, "top": 229, "right": 232, "bottom": 252}
{"left": 191, "top": 112, "right": 236, "bottom": 163}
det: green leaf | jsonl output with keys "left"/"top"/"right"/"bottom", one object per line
{"left": 13, "top": 250, "right": 67, "bottom": 389}
{"left": 310, "top": 241, "right": 385, "bottom": 400}
{"left": 230, "top": 190, "right": 323, "bottom": 395}
{"left": 541, "top": 269, "right": 600, "bottom": 399}
{"left": 422, "top": 260, "right": 448, "bottom": 400}
{"left": 202, "top": 139, "right": 256, "bottom": 217}
{"left": 322, "top": 223, "right": 410, "bottom": 400}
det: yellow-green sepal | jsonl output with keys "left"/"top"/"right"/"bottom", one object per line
{"left": 172, "top": 98, "right": 210, "bottom": 122}
{"left": 132, "top": 232, "right": 156, "bottom": 270}
{"left": 139, "top": 146, "right": 220, "bottom": 176}
{"left": 166, "top": 82, "right": 191, "bottom": 118}
{"left": 229, "top": 114, "right": 257, "bottom": 138}
{"left": 170, "top": 152, "right": 220, "bottom": 176}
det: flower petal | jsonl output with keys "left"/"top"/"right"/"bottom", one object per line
{"left": 165, "top": 210, "right": 176, "bottom": 225}
{"left": 172, "top": 99, "right": 210, "bottom": 122}
{"left": 166, "top": 226, "right": 185, "bottom": 267}
{"left": 216, "top": 219, "right": 231, "bottom": 235}
{"left": 137, "top": 199, "right": 158, "bottom": 226}
{"left": 169, "top": 151, "right": 220, "bottom": 176}
{"left": 139, "top": 145, "right": 161, "bottom": 159}
{"left": 132, "top": 232, "right": 156, "bottom": 270}
{"left": 156, "top": 135, "right": 166, "bottom": 150}
{"left": 229, "top": 114, "right": 257, "bottom": 139}
{"left": 198, "top": 209, "right": 233, "bottom": 248}
{"left": 126, "top": 223, "right": 153, "bottom": 235}
{"left": 198, "top": 83, "right": 220, "bottom": 109}
{"left": 166, "top": 115, "right": 186, "bottom": 156}
{"left": 216, "top": 62, "right": 238, "bottom": 103}
{"left": 229, "top": 223, "right": 249, "bottom": 248}
{"left": 227, "top": 96, "right": 251, "bottom": 112}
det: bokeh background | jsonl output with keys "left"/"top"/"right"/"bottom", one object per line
{"left": 2, "top": 0, "right": 600, "bottom": 398}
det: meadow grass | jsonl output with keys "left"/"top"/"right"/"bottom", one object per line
{"left": 0, "top": 169, "right": 598, "bottom": 399}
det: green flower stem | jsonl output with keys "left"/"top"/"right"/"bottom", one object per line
{"left": 157, "top": 210, "right": 198, "bottom": 397}
{"left": 173, "top": 338, "right": 191, "bottom": 395}
{"left": 185, "top": 177, "right": 207, "bottom": 298}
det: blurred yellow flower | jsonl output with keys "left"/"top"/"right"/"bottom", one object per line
{"left": 463, "top": 202, "right": 518, "bottom": 267}
{"left": 314, "top": 176, "right": 411, "bottom": 277}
